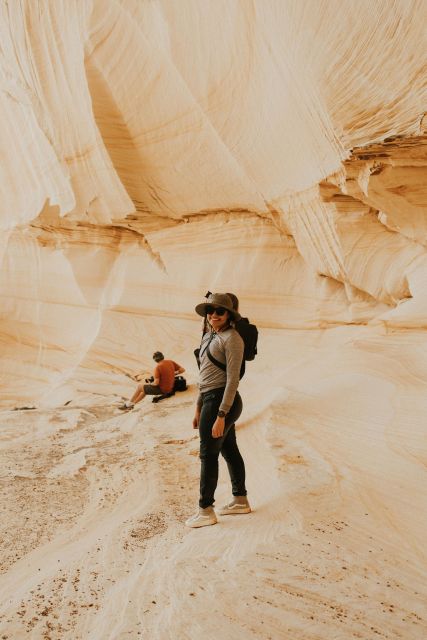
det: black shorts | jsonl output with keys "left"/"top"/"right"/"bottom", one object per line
{"left": 143, "top": 384, "right": 163, "bottom": 395}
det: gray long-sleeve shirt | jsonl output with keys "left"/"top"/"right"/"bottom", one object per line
{"left": 197, "top": 328, "right": 244, "bottom": 413}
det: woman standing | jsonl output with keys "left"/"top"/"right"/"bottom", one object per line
{"left": 185, "top": 293, "right": 251, "bottom": 528}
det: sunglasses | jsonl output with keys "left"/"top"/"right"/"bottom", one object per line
{"left": 205, "top": 305, "right": 227, "bottom": 316}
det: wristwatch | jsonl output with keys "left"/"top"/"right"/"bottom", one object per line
{"left": 217, "top": 410, "right": 226, "bottom": 418}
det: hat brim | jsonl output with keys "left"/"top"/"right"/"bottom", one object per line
{"left": 195, "top": 302, "right": 241, "bottom": 322}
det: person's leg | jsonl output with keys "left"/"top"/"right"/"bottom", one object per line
{"left": 132, "top": 383, "right": 164, "bottom": 405}
{"left": 220, "top": 393, "right": 246, "bottom": 496}
{"left": 185, "top": 389, "right": 224, "bottom": 527}
{"left": 219, "top": 393, "right": 250, "bottom": 515}
{"left": 119, "top": 387, "right": 141, "bottom": 410}
{"left": 198, "top": 390, "right": 224, "bottom": 509}
{"left": 220, "top": 425, "right": 247, "bottom": 497}
{"left": 130, "top": 384, "right": 146, "bottom": 405}
{"left": 120, "top": 383, "right": 161, "bottom": 410}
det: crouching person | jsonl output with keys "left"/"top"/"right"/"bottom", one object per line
{"left": 119, "top": 351, "right": 185, "bottom": 410}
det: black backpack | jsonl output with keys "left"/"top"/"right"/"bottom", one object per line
{"left": 234, "top": 317, "right": 258, "bottom": 362}
{"left": 195, "top": 317, "right": 258, "bottom": 379}
{"left": 152, "top": 376, "right": 187, "bottom": 403}
{"left": 173, "top": 375, "right": 187, "bottom": 392}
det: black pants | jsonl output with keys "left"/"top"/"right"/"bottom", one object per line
{"left": 198, "top": 387, "right": 247, "bottom": 508}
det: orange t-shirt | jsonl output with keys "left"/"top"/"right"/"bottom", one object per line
{"left": 154, "top": 360, "right": 180, "bottom": 393}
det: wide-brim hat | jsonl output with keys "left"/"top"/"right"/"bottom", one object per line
{"left": 195, "top": 293, "right": 241, "bottom": 321}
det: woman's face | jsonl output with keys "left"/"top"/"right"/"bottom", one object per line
{"left": 207, "top": 306, "right": 230, "bottom": 332}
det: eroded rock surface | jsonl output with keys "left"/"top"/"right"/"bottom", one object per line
{"left": 0, "top": 1, "right": 426, "bottom": 639}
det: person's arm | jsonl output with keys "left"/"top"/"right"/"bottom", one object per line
{"left": 219, "top": 333, "right": 244, "bottom": 414}
{"left": 211, "top": 413, "right": 225, "bottom": 438}
{"left": 212, "top": 332, "right": 244, "bottom": 438}
{"left": 174, "top": 361, "right": 185, "bottom": 375}
{"left": 193, "top": 393, "right": 202, "bottom": 429}
{"left": 153, "top": 365, "right": 160, "bottom": 387}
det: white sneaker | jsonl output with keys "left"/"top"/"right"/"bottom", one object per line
{"left": 185, "top": 507, "right": 217, "bottom": 528}
{"left": 218, "top": 497, "right": 251, "bottom": 516}
{"left": 118, "top": 401, "right": 134, "bottom": 410}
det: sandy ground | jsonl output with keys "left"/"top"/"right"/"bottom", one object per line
{"left": 0, "top": 327, "right": 427, "bottom": 639}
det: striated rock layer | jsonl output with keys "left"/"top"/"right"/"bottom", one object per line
{"left": 0, "top": 1, "right": 426, "bottom": 639}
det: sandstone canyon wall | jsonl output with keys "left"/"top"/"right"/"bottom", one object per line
{"left": 1, "top": 0, "right": 426, "bottom": 404}
{"left": 1, "top": 1, "right": 427, "bottom": 639}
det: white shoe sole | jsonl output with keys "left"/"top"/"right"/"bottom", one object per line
{"left": 218, "top": 506, "right": 251, "bottom": 516}
{"left": 185, "top": 516, "right": 217, "bottom": 528}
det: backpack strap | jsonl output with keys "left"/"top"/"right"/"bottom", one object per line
{"left": 207, "top": 339, "right": 246, "bottom": 378}
{"left": 199, "top": 331, "right": 216, "bottom": 360}
{"left": 201, "top": 331, "right": 245, "bottom": 378}
{"left": 206, "top": 342, "right": 226, "bottom": 371}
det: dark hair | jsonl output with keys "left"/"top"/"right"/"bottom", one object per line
{"left": 153, "top": 351, "right": 164, "bottom": 362}
{"left": 226, "top": 292, "right": 239, "bottom": 312}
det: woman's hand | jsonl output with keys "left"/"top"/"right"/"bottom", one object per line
{"left": 212, "top": 416, "right": 225, "bottom": 438}
{"left": 193, "top": 407, "right": 201, "bottom": 429}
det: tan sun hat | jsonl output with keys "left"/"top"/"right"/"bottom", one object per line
{"left": 195, "top": 292, "right": 241, "bottom": 321}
